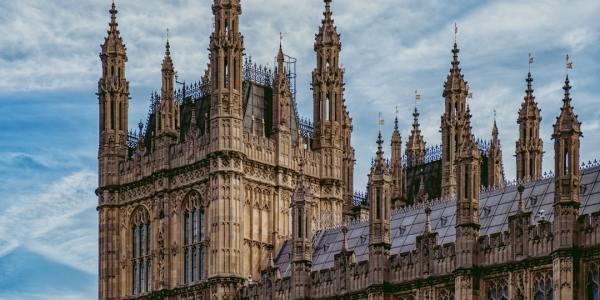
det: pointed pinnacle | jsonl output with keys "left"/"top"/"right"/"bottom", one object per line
{"left": 563, "top": 75, "right": 572, "bottom": 108}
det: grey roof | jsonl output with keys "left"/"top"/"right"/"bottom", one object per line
{"left": 274, "top": 165, "right": 600, "bottom": 275}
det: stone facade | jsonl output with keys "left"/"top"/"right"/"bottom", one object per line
{"left": 97, "top": 1, "right": 355, "bottom": 298}
{"left": 97, "top": 1, "right": 600, "bottom": 300}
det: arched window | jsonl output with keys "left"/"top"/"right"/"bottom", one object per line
{"left": 183, "top": 191, "right": 207, "bottom": 285}
{"left": 487, "top": 278, "right": 509, "bottom": 300}
{"left": 131, "top": 207, "right": 151, "bottom": 296}
{"left": 533, "top": 271, "right": 553, "bottom": 300}
{"left": 224, "top": 57, "right": 229, "bottom": 87}
{"left": 438, "top": 288, "right": 455, "bottom": 300}
{"left": 110, "top": 95, "right": 115, "bottom": 130}
{"left": 325, "top": 93, "right": 330, "bottom": 121}
{"left": 376, "top": 187, "right": 381, "bottom": 220}
{"left": 588, "top": 263, "right": 600, "bottom": 300}
{"left": 564, "top": 146, "right": 570, "bottom": 176}
{"left": 530, "top": 158, "right": 535, "bottom": 178}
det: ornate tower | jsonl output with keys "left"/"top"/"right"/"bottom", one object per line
{"left": 210, "top": 0, "right": 244, "bottom": 151}
{"left": 406, "top": 107, "right": 426, "bottom": 167}
{"left": 312, "top": 0, "right": 345, "bottom": 224}
{"left": 342, "top": 107, "right": 355, "bottom": 217}
{"left": 368, "top": 131, "right": 392, "bottom": 300}
{"left": 207, "top": 0, "right": 245, "bottom": 296}
{"left": 516, "top": 71, "right": 543, "bottom": 181}
{"left": 98, "top": 1, "right": 129, "bottom": 187}
{"left": 290, "top": 158, "right": 313, "bottom": 300}
{"left": 273, "top": 43, "right": 293, "bottom": 169}
{"left": 441, "top": 43, "right": 470, "bottom": 197}
{"left": 552, "top": 75, "right": 582, "bottom": 300}
{"left": 98, "top": 2, "right": 129, "bottom": 299}
{"left": 454, "top": 111, "right": 480, "bottom": 300}
{"left": 155, "top": 38, "right": 179, "bottom": 143}
{"left": 273, "top": 44, "right": 292, "bottom": 135}
{"left": 488, "top": 117, "right": 504, "bottom": 188}
{"left": 390, "top": 113, "right": 404, "bottom": 205}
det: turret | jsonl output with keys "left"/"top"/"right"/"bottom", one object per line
{"left": 406, "top": 107, "right": 426, "bottom": 167}
{"left": 155, "top": 37, "right": 179, "bottom": 141}
{"left": 312, "top": 0, "right": 344, "bottom": 146}
{"left": 210, "top": 0, "right": 244, "bottom": 151}
{"left": 454, "top": 108, "right": 480, "bottom": 300}
{"left": 441, "top": 42, "right": 470, "bottom": 197}
{"left": 97, "top": 2, "right": 129, "bottom": 299}
{"left": 552, "top": 75, "right": 582, "bottom": 248}
{"left": 98, "top": 0, "right": 129, "bottom": 187}
{"left": 390, "top": 112, "right": 404, "bottom": 206}
{"left": 207, "top": 0, "right": 245, "bottom": 296}
{"left": 551, "top": 73, "right": 582, "bottom": 300}
{"left": 516, "top": 71, "right": 543, "bottom": 181}
{"left": 273, "top": 43, "right": 291, "bottom": 133}
{"left": 368, "top": 130, "right": 392, "bottom": 299}
{"left": 311, "top": 0, "right": 345, "bottom": 225}
{"left": 488, "top": 116, "right": 504, "bottom": 188}
{"left": 272, "top": 42, "right": 294, "bottom": 169}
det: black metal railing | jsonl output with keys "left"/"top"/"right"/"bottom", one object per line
{"left": 352, "top": 191, "right": 367, "bottom": 206}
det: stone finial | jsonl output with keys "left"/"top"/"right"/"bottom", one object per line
{"left": 341, "top": 222, "right": 349, "bottom": 250}
{"left": 517, "top": 183, "right": 525, "bottom": 213}
{"left": 424, "top": 206, "right": 432, "bottom": 233}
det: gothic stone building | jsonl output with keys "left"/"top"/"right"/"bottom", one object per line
{"left": 97, "top": 1, "right": 600, "bottom": 300}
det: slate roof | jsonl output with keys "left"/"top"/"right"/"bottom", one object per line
{"left": 274, "top": 165, "right": 600, "bottom": 277}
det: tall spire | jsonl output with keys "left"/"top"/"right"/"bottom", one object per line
{"left": 273, "top": 40, "right": 291, "bottom": 131}
{"left": 376, "top": 131, "right": 384, "bottom": 163}
{"left": 156, "top": 32, "right": 178, "bottom": 138}
{"left": 492, "top": 111, "right": 499, "bottom": 143}
{"left": 488, "top": 110, "right": 504, "bottom": 188}
{"left": 109, "top": 1, "right": 118, "bottom": 33}
{"left": 391, "top": 105, "right": 403, "bottom": 205}
{"left": 315, "top": 0, "right": 341, "bottom": 50}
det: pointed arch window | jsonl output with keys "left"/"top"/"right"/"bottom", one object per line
{"left": 182, "top": 191, "right": 207, "bottom": 285}
{"left": 110, "top": 95, "right": 115, "bottom": 130}
{"left": 325, "top": 93, "right": 331, "bottom": 121}
{"left": 532, "top": 271, "right": 553, "bottom": 300}
{"left": 564, "top": 145, "right": 570, "bottom": 176}
{"left": 487, "top": 278, "right": 509, "bottom": 300}
{"left": 530, "top": 158, "right": 535, "bottom": 178}
{"left": 438, "top": 288, "right": 455, "bottom": 300}
{"left": 131, "top": 207, "right": 151, "bottom": 296}
{"left": 224, "top": 57, "right": 229, "bottom": 88}
{"left": 588, "top": 263, "right": 600, "bottom": 300}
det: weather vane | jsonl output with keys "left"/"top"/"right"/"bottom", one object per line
{"left": 566, "top": 54, "right": 573, "bottom": 75}
{"left": 378, "top": 112, "right": 384, "bottom": 131}
{"left": 454, "top": 22, "right": 458, "bottom": 43}
{"left": 414, "top": 90, "right": 421, "bottom": 108}
{"left": 528, "top": 53, "right": 534, "bottom": 73}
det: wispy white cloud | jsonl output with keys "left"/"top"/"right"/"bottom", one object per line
{"left": 1, "top": 2, "right": 600, "bottom": 288}
{"left": 0, "top": 170, "right": 97, "bottom": 274}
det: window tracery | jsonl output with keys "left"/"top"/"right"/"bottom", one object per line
{"left": 487, "top": 277, "right": 508, "bottom": 300}
{"left": 182, "top": 191, "right": 206, "bottom": 285}
{"left": 131, "top": 207, "right": 151, "bottom": 295}
{"left": 588, "top": 262, "right": 600, "bottom": 300}
{"left": 532, "top": 270, "right": 553, "bottom": 300}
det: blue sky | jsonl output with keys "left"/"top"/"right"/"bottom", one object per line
{"left": 1, "top": 0, "right": 600, "bottom": 299}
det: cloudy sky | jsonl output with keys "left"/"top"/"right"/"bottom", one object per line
{"left": 1, "top": 0, "right": 599, "bottom": 298}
